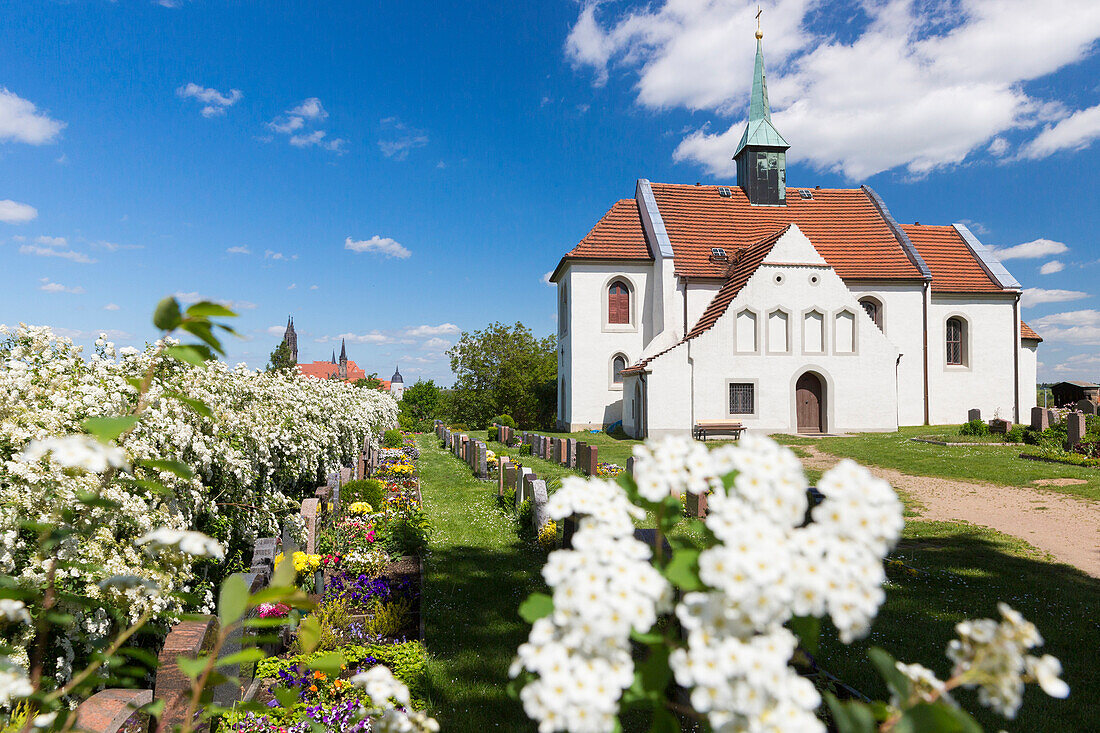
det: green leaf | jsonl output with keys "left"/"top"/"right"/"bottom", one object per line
{"left": 218, "top": 574, "right": 249, "bottom": 626}
{"left": 140, "top": 698, "right": 166, "bottom": 720}
{"left": 166, "top": 392, "right": 213, "bottom": 418}
{"left": 121, "top": 478, "right": 173, "bottom": 496}
{"left": 274, "top": 686, "right": 299, "bottom": 708}
{"left": 82, "top": 416, "right": 139, "bottom": 444}
{"left": 185, "top": 301, "right": 237, "bottom": 318}
{"left": 637, "top": 644, "right": 671, "bottom": 694}
{"left": 153, "top": 297, "right": 183, "bottom": 331}
{"left": 216, "top": 647, "right": 267, "bottom": 668}
{"left": 75, "top": 493, "right": 122, "bottom": 510}
{"left": 867, "top": 647, "right": 910, "bottom": 705}
{"left": 789, "top": 615, "right": 821, "bottom": 656}
{"left": 309, "top": 652, "right": 345, "bottom": 675}
{"left": 518, "top": 593, "right": 554, "bottom": 623}
{"left": 629, "top": 629, "right": 665, "bottom": 645}
{"left": 165, "top": 344, "right": 213, "bottom": 366}
{"left": 894, "top": 703, "right": 982, "bottom": 733}
{"left": 175, "top": 655, "right": 208, "bottom": 680}
{"left": 248, "top": 586, "right": 312, "bottom": 608}
{"left": 136, "top": 459, "right": 194, "bottom": 480}
{"left": 272, "top": 554, "right": 297, "bottom": 588}
{"left": 180, "top": 320, "right": 226, "bottom": 356}
{"left": 648, "top": 707, "right": 678, "bottom": 733}
{"left": 298, "top": 616, "right": 320, "bottom": 654}
{"left": 663, "top": 548, "right": 703, "bottom": 591}
{"left": 824, "top": 693, "right": 877, "bottom": 733}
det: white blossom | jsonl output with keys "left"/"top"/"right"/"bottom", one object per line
{"left": 0, "top": 600, "right": 30, "bottom": 624}
{"left": 19, "top": 435, "right": 128, "bottom": 473}
{"left": 0, "top": 665, "right": 32, "bottom": 707}
{"left": 136, "top": 528, "right": 225, "bottom": 560}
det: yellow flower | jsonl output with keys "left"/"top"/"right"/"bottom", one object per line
{"left": 349, "top": 501, "right": 373, "bottom": 515}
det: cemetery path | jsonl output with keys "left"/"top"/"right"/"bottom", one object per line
{"left": 799, "top": 445, "right": 1100, "bottom": 578}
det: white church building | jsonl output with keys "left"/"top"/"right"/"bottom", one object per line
{"left": 550, "top": 32, "right": 1041, "bottom": 437}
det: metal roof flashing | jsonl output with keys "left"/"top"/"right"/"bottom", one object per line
{"left": 952, "top": 224, "right": 1021, "bottom": 290}
{"left": 636, "top": 179, "right": 675, "bottom": 259}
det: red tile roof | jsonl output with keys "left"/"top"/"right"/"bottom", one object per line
{"left": 900, "top": 225, "right": 1005, "bottom": 292}
{"left": 648, "top": 184, "right": 923, "bottom": 280}
{"left": 564, "top": 199, "right": 651, "bottom": 261}
{"left": 298, "top": 360, "right": 367, "bottom": 383}
{"left": 1020, "top": 321, "right": 1042, "bottom": 342}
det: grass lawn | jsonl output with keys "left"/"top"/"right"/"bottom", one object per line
{"left": 417, "top": 433, "right": 543, "bottom": 732}
{"left": 775, "top": 425, "right": 1100, "bottom": 502}
{"left": 818, "top": 519, "right": 1099, "bottom": 731}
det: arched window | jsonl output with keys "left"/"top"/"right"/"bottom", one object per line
{"left": 612, "top": 355, "right": 627, "bottom": 384}
{"left": 859, "top": 297, "right": 883, "bottom": 330}
{"left": 559, "top": 284, "right": 568, "bottom": 336}
{"left": 946, "top": 317, "right": 964, "bottom": 365}
{"left": 608, "top": 280, "right": 630, "bottom": 324}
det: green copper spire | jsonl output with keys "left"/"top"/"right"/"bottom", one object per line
{"left": 733, "top": 35, "right": 789, "bottom": 157}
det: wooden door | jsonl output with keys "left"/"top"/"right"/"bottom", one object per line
{"left": 796, "top": 373, "right": 822, "bottom": 433}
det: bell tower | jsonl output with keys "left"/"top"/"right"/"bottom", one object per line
{"left": 338, "top": 339, "right": 348, "bottom": 381}
{"left": 282, "top": 316, "right": 298, "bottom": 363}
{"left": 733, "top": 22, "right": 790, "bottom": 206}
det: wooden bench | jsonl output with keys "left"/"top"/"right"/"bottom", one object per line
{"left": 693, "top": 420, "right": 744, "bottom": 441}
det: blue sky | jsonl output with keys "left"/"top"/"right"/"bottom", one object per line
{"left": 1, "top": 0, "right": 1098, "bottom": 384}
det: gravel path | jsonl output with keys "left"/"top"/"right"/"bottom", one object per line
{"left": 799, "top": 446, "right": 1100, "bottom": 578}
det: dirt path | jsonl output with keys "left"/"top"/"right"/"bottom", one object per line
{"left": 799, "top": 446, "right": 1100, "bottom": 578}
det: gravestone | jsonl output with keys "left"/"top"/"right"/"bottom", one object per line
{"left": 989, "top": 419, "right": 1012, "bottom": 435}
{"left": 300, "top": 499, "right": 319, "bottom": 554}
{"left": 686, "top": 491, "right": 708, "bottom": 517}
{"left": 626, "top": 456, "right": 635, "bottom": 476}
{"left": 531, "top": 480, "right": 550, "bottom": 532}
{"left": 576, "top": 442, "right": 588, "bottom": 473}
{"left": 76, "top": 689, "right": 153, "bottom": 733}
{"left": 1047, "top": 409, "right": 1059, "bottom": 427}
{"left": 1030, "top": 406, "right": 1049, "bottom": 432}
{"left": 476, "top": 442, "right": 488, "bottom": 479}
{"left": 542, "top": 437, "right": 552, "bottom": 460}
{"left": 1077, "top": 399, "right": 1097, "bottom": 416}
{"left": 500, "top": 459, "right": 513, "bottom": 496}
{"left": 1067, "top": 412, "right": 1086, "bottom": 448}
{"left": 562, "top": 514, "right": 577, "bottom": 549}
{"left": 214, "top": 572, "right": 261, "bottom": 705}
{"left": 517, "top": 468, "right": 533, "bottom": 504}
{"left": 566, "top": 439, "right": 577, "bottom": 468}
{"left": 552, "top": 438, "right": 562, "bottom": 464}
{"left": 155, "top": 617, "right": 218, "bottom": 730}
{"left": 250, "top": 537, "right": 276, "bottom": 579}
{"left": 967, "top": 408, "right": 981, "bottom": 423}
{"left": 521, "top": 472, "right": 538, "bottom": 510}
{"left": 583, "top": 445, "right": 599, "bottom": 476}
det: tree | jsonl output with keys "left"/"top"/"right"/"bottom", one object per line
{"left": 354, "top": 373, "right": 383, "bottom": 390}
{"left": 267, "top": 339, "right": 295, "bottom": 372}
{"left": 400, "top": 379, "right": 441, "bottom": 421}
{"left": 447, "top": 321, "right": 556, "bottom": 429}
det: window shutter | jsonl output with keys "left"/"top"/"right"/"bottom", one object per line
{"left": 609, "top": 282, "right": 629, "bottom": 324}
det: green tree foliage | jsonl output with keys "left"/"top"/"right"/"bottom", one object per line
{"left": 400, "top": 379, "right": 442, "bottom": 422}
{"left": 447, "top": 322, "right": 556, "bottom": 429}
{"left": 267, "top": 339, "right": 296, "bottom": 372}
{"left": 354, "top": 373, "right": 383, "bottom": 389}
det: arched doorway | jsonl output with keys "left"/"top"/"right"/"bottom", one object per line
{"left": 795, "top": 372, "right": 824, "bottom": 434}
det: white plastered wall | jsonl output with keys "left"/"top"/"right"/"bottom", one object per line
{"left": 560, "top": 262, "right": 654, "bottom": 430}
{"left": 927, "top": 294, "right": 1019, "bottom": 424}
{"left": 645, "top": 226, "right": 901, "bottom": 435}
{"left": 846, "top": 283, "right": 926, "bottom": 426}
{"left": 1020, "top": 340, "right": 1038, "bottom": 416}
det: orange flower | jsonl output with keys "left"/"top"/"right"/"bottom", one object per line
{"left": 313, "top": 670, "right": 326, "bottom": 680}
{"left": 308, "top": 684, "right": 318, "bottom": 693}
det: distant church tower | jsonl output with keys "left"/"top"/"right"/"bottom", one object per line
{"left": 282, "top": 316, "right": 298, "bottom": 363}
{"left": 733, "top": 25, "right": 790, "bottom": 206}
{"left": 390, "top": 365, "right": 404, "bottom": 400}
{"left": 339, "top": 339, "right": 348, "bottom": 381}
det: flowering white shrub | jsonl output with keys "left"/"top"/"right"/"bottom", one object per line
{"left": 0, "top": 323, "right": 397, "bottom": 672}
{"left": 513, "top": 434, "right": 1068, "bottom": 732}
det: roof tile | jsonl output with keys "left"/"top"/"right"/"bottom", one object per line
{"left": 900, "top": 224, "right": 1005, "bottom": 292}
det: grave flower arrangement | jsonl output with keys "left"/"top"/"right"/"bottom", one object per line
{"left": 348, "top": 501, "right": 373, "bottom": 515}
{"left": 595, "top": 461, "right": 624, "bottom": 478}
{"left": 512, "top": 434, "right": 1069, "bottom": 732}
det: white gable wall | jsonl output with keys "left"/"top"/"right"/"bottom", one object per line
{"left": 560, "top": 261, "right": 655, "bottom": 430}
{"left": 1020, "top": 340, "right": 1038, "bottom": 414}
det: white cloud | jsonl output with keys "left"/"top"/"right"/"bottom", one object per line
{"left": 1021, "top": 103, "right": 1100, "bottom": 159}
{"left": 19, "top": 244, "right": 96, "bottom": 263}
{"left": 35, "top": 235, "right": 66, "bottom": 247}
{"left": 567, "top": 0, "right": 1100, "bottom": 179}
{"left": 1040, "top": 260, "right": 1065, "bottom": 275}
{"left": 310, "top": 284, "right": 319, "bottom": 290}
{"left": 287, "top": 283, "right": 297, "bottom": 290}
{"left": 176, "top": 83, "right": 242, "bottom": 117}
{"left": 404, "top": 323, "right": 460, "bottom": 337}
{"left": 344, "top": 235, "right": 411, "bottom": 259}
{"left": 378, "top": 117, "right": 428, "bottom": 160}
{"left": 226, "top": 245, "right": 251, "bottom": 254}
{"left": 39, "top": 278, "right": 84, "bottom": 294}
{"left": 264, "top": 249, "right": 297, "bottom": 261}
{"left": 0, "top": 199, "right": 37, "bottom": 224}
{"left": 319, "top": 331, "right": 395, "bottom": 345}
{"left": 0, "top": 87, "right": 65, "bottom": 145}
{"left": 1020, "top": 287, "right": 1089, "bottom": 307}
{"left": 91, "top": 240, "right": 142, "bottom": 252}
{"left": 988, "top": 238, "right": 1068, "bottom": 260}
{"left": 267, "top": 98, "right": 346, "bottom": 153}
{"left": 265, "top": 325, "right": 286, "bottom": 337}
{"left": 1032, "top": 309, "right": 1100, "bottom": 329}
{"left": 227, "top": 300, "right": 256, "bottom": 310}
{"left": 421, "top": 337, "right": 451, "bottom": 352}
{"left": 52, "top": 327, "right": 133, "bottom": 341}
{"left": 542, "top": 270, "right": 554, "bottom": 285}
{"left": 174, "top": 291, "right": 202, "bottom": 304}
{"left": 173, "top": 292, "right": 254, "bottom": 310}
{"left": 104, "top": 303, "right": 120, "bottom": 311}
{"left": 987, "top": 137, "right": 1009, "bottom": 157}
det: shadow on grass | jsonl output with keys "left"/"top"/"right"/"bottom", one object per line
{"left": 819, "top": 521, "right": 1099, "bottom": 732}
{"left": 421, "top": 540, "right": 545, "bottom": 732}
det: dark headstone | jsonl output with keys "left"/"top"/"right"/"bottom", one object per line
{"left": 1067, "top": 412, "right": 1087, "bottom": 448}
{"left": 967, "top": 408, "right": 981, "bottom": 423}
{"left": 626, "top": 456, "right": 635, "bottom": 476}
{"left": 1030, "top": 406, "right": 1049, "bottom": 432}
{"left": 686, "top": 491, "right": 707, "bottom": 517}
{"left": 1076, "top": 399, "right": 1097, "bottom": 416}
{"left": 566, "top": 439, "right": 577, "bottom": 467}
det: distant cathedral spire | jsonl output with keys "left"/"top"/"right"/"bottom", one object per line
{"left": 338, "top": 339, "right": 348, "bottom": 381}
{"left": 733, "top": 17, "right": 790, "bottom": 206}
{"left": 282, "top": 315, "right": 298, "bottom": 363}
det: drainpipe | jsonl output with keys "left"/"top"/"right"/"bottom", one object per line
{"left": 923, "top": 281, "right": 930, "bottom": 425}
{"left": 688, "top": 340, "right": 696, "bottom": 433}
{"left": 1013, "top": 292, "right": 1021, "bottom": 424}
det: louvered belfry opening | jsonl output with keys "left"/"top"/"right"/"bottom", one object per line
{"left": 608, "top": 281, "right": 630, "bottom": 324}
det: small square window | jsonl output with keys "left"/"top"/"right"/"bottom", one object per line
{"left": 729, "top": 383, "right": 754, "bottom": 415}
